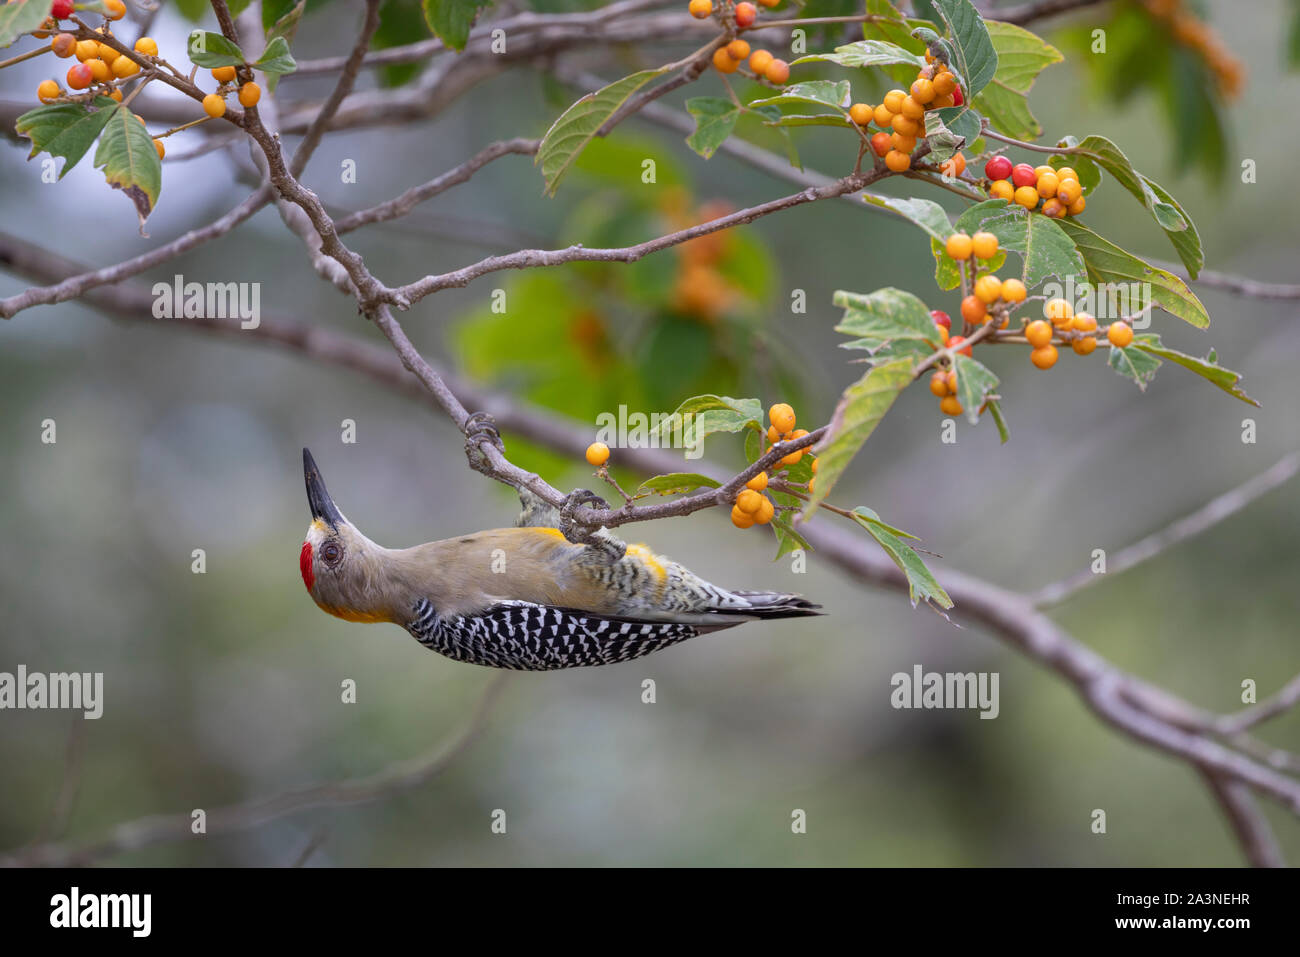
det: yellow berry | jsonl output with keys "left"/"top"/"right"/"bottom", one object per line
{"left": 909, "top": 78, "right": 935, "bottom": 104}
{"left": 712, "top": 47, "right": 739, "bottom": 73}
{"left": 872, "top": 104, "right": 893, "bottom": 128}
{"left": 111, "top": 55, "right": 139, "bottom": 78}
{"left": 203, "top": 93, "right": 227, "bottom": 118}
{"left": 1057, "top": 177, "right": 1082, "bottom": 205}
{"left": 754, "top": 496, "right": 775, "bottom": 525}
{"left": 736, "top": 489, "right": 764, "bottom": 514}
{"left": 98, "top": 42, "right": 119, "bottom": 64}
{"left": 890, "top": 132, "right": 916, "bottom": 154}
{"left": 211, "top": 65, "right": 237, "bottom": 84}
{"left": 730, "top": 504, "right": 756, "bottom": 529}
{"left": 810, "top": 457, "right": 818, "bottom": 474}
{"left": 87, "top": 58, "right": 110, "bottom": 82}
{"left": 900, "top": 95, "right": 925, "bottom": 120}
{"left": 238, "top": 81, "right": 260, "bottom": 107}
{"left": 1067, "top": 195, "right": 1086, "bottom": 216}
{"left": 1000, "top": 278, "right": 1027, "bottom": 303}
{"left": 104, "top": 0, "right": 126, "bottom": 19}
{"left": 75, "top": 39, "right": 99, "bottom": 61}
{"left": 1030, "top": 344, "right": 1059, "bottom": 369}
{"left": 1044, "top": 298, "right": 1074, "bottom": 325}
{"left": 134, "top": 37, "right": 158, "bottom": 57}
{"left": 929, "top": 371, "right": 949, "bottom": 397}
{"left": 37, "top": 79, "right": 60, "bottom": 102}
{"left": 1072, "top": 336, "right": 1097, "bottom": 355}
{"left": 945, "top": 232, "right": 973, "bottom": 260}
{"left": 1070, "top": 312, "right": 1097, "bottom": 332}
{"left": 746, "top": 471, "right": 768, "bottom": 492}
{"left": 849, "top": 102, "right": 873, "bottom": 126}
{"left": 971, "top": 231, "right": 998, "bottom": 260}
{"left": 1014, "top": 185, "right": 1039, "bottom": 209}
{"left": 989, "top": 179, "right": 1014, "bottom": 202}
{"left": 939, "top": 396, "right": 963, "bottom": 416}
{"left": 974, "top": 274, "right": 1003, "bottom": 304}
{"left": 1107, "top": 322, "right": 1134, "bottom": 348}
{"left": 153, "top": 137, "right": 165, "bottom": 160}
{"left": 1055, "top": 166, "right": 1079, "bottom": 182}
{"left": 768, "top": 403, "right": 795, "bottom": 434}
{"left": 584, "top": 442, "right": 610, "bottom": 467}
{"left": 727, "top": 39, "right": 750, "bottom": 61}
{"left": 1024, "top": 319, "right": 1053, "bottom": 348}
{"left": 1036, "top": 171, "right": 1060, "bottom": 199}
{"left": 882, "top": 89, "right": 906, "bottom": 113}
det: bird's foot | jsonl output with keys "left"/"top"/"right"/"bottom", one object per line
{"left": 559, "top": 489, "right": 626, "bottom": 561}
{"left": 464, "top": 411, "right": 504, "bottom": 475}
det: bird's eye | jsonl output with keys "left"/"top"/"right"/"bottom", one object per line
{"left": 322, "top": 541, "right": 343, "bottom": 566}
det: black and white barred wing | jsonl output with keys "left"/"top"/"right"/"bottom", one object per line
{"left": 406, "top": 599, "right": 703, "bottom": 671}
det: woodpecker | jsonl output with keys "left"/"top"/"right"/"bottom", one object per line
{"left": 300, "top": 447, "right": 821, "bottom": 670}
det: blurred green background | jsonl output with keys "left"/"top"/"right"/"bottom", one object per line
{"left": 1, "top": 0, "right": 1297, "bottom": 865}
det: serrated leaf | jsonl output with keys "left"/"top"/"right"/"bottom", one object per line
{"left": 0, "top": 0, "right": 49, "bottom": 49}
{"left": 929, "top": 104, "right": 981, "bottom": 150}
{"left": 923, "top": 111, "right": 963, "bottom": 164}
{"left": 656, "top": 394, "right": 763, "bottom": 447}
{"left": 634, "top": 473, "right": 722, "bottom": 495}
{"left": 1056, "top": 219, "right": 1209, "bottom": 329}
{"left": 834, "top": 287, "right": 942, "bottom": 346}
{"left": 862, "top": 194, "right": 953, "bottom": 244}
{"left": 952, "top": 354, "right": 999, "bottom": 425}
{"left": 925, "top": 0, "right": 997, "bottom": 97}
{"left": 1066, "top": 134, "right": 1202, "bottom": 276}
{"left": 931, "top": 200, "right": 1084, "bottom": 291}
{"left": 685, "top": 97, "right": 739, "bottom": 159}
{"left": 851, "top": 507, "right": 953, "bottom": 609}
{"left": 14, "top": 98, "right": 116, "bottom": 178}
{"left": 971, "top": 20, "right": 1062, "bottom": 140}
{"left": 793, "top": 39, "right": 926, "bottom": 70}
{"left": 421, "top": 0, "right": 492, "bottom": 52}
{"left": 862, "top": 0, "right": 931, "bottom": 85}
{"left": 94, "top": 104, "right": 162, "bottom": 233}
{"left": 253, "top": 35, "right": 297, "bottom": 76}
{"left": 1132, "top": 334, "right": 1257, "bottom": 406}
{"left": 986, "top": 398, "right": 1010, "bottom": 443}
{"left": 536, "top": 68, "right": 666, "bottom": 196}
{"left": 750, "top": 80, "right": 851, "bottom": 111}
{"left": 1050, "top": 136, "right": 1102, "bottom": 194}
{"left": 803, "top": 357, "right": 912, "bottom": 518}
{"left": 1107, "top": 342, "right": 1162, "bottom": 390}
{"left": 187, "top": 31, "right": 246, "bottom": 68}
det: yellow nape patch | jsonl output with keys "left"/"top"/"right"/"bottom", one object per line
{"left": 532, "top": 527, "right": 567, "bottom": 541}
{"left": 320, "top": 603, "right": 390, "bottom": 624}
{"left": 627, "top": 544, "right": 667, "bottom": 583}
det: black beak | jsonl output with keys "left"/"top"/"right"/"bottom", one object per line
{"left": 303, "top": 448, "right": 344, "bottom": 527}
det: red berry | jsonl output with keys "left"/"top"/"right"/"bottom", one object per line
{"left": 51, "top": 0, "right": 74, "bottom": 19}
{"left": 930, "top": 309, "right": 952, "bottom": 330}
{"left": 1011, "top": 163, "right": 1037, "bottom": 188}
{"left": 949, "top": 335, "right": 973, "bottom": 358}
{"left": 734, "top": 1, "right": 757, "bottom": 27}
{"left": 66, "top": 62, "right": 92, "bottom": 90}
{"left": 984, "top": 156, "right": 1012, "bottom": 181}
{"left": 952, "top": 85, "right": 963, "bottom": 106}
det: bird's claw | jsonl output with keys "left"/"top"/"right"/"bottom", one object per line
{"left": 464, "top": 411, "right": 504, "bottom": 474}
{"left": 558, "top": 488, "right": 624, "bottom": 560}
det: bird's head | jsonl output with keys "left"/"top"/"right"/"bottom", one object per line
{"left": 300, "top": 448, "right": 392, "bottom": 623}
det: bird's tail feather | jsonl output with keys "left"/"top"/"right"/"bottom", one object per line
{"left": 730, "top": 591, "right": 824, "bottom": 619}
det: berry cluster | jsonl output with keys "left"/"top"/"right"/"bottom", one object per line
{"left": 667, "top": 198, "right": 737, "bottom": 322}
{"left": 1027, "top": 298, "right": 1133, "bottom": 368}
{"left": 983, "top": 157, "right": 1085, "bottom": 218}
{"left": 732, "top": 402, "right": 818, "bottom": 529}
{"left": 849, "top": 54, "right": 965, "bottom": 174}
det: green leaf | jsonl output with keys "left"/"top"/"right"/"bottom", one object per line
{"left": 253, "top": 35, "right": 297, "bottom": 76}
{"left": 922, "top": 111, "right": 962, "bottom": 164}
{"left": 187, "top": 31, "right": 246, "bottom": 68}
{"left": 1056, "top": 219, "right": 1209, "bottom": 329}
{"left": 862, "top": 0, "right": 930, "bottom": 85}
{"left": 931, "top": 200, "right": 1084, "bottom": 291}
{"left": 0, "top": 0, "right": 49, "bottom": 49}
{"left": 14, "top": 99, "right": 116, "bottom": 178}
{"left": 634, "top": 473, "right": 722, "bottom": 495}
{"left": 770, "top": 503, "right": 812, "bottom": 561}
{"left": 1050, "top": 136, "right": 1101, "bottom": 194}
{"left": 744, "top": 425, "right": 763, "bottom": 465}
{"left": 861, "top": 194, "right": 953, "bottom": 244}
{"left": 94, "top": 104, "right": 162, "bottom": 232}
{"left": 793, "top": 39, "right": 926, "bottom": 70}
{"left": 1107, "top": 342, "right": 1162, "bottom": 391}
{"left": 749, "top": 80, "right": 851, "bottom": 112}
{"left": 657, "top": 395, "right": 764, "bottom": 446}
{"left": 685, "top": 97, "right": 740, "bottom": 160}
{"left": 763, "top": 113, "right": 853, "bottom": 128}
{"left": 1132, "top": 334, "right": 1257, "bottom": 406}
{"left": 263, "top": 0, "right": 300, "bottom": 33}
{"left": 952, "top": 354, "right": 999, "bottom": 425}
{"left": 1066, "top": 134, "right": 1202, "bottom": 276}
{"left": 834, "top": 287, "right": 943, "bottom": 346}
{"left": 971, "top": 20, "right": 1062, "bottom": 140}
{"left": 925, "top": 0, "right": 997, "bottom": 97}
{"left": 421, "top": 0, "right": 492, "bottom": 52}
{"left": 803, "top": 357, "right": 912, "bottom": 517}
{"left": 986, "top": 398, "right": 1010, "bottom": 443}
{"left": 851, "top": 507, "right": 953, "bottom": 609}
{"left": 267, "top": 0, "right": 307, "bottom": 42}
{"left": 536, "top": 68, "right": 666, "bottom": 197}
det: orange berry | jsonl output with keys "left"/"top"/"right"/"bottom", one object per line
{"left": 108, "top": 87, "right": 122, "bottom": 101}
{"left": 1057, "top": 177, "right": 1082, "bottom": 205}
{"left": 111, "top": 55, "right": 139, "bottom": 78}
{"left": 1067, "top": 195, "right": 1086, "bottom": 216}
{"left": 882, "top": 89, "right": 906, "bottom": 113}
{"left": 766, "top": 424, "right": 781, "bottom": 444}
{"left": 989, "top": 179, "right": 1014, "bottom": 202}
{"left": 585, "top": 442, "right": 610, "bottom": 467}
{"left": 97, "top": 42, "right": 119, "bottom": 64}
{"left": 1069, "top": 312, "right": 1097, "bottom": 332}
{"left": 849, "top": 102, "right": 873, "bottom": 125}
{"left": 939, "top": 396, "right": 963, "bottom": 416}
{"left": 890, "top": 132, "right": 916, "bottom": 154}
{"left": 713, "top": 47, "right": 739, "bottom": 73}
{"left": 1001, "top": 278, "right": 1027, "bottom": 303}
{"left": 764, "top": 58, "right": 789, "bottom": 84}
{"left": 104, "top": 0, "right": 126, "bottom": 19}
{"left": 736, "top": 489, "right": 764, "bottom": 514}
{"left": 937, "top": 324, "right": 950, "bottom": 345}
{"left": 211, "top": 65, "right": 237, "bottom": 83}
{"left": 734, "top": 1, "right": 757, "bottom": 27}
{"left": 134, "top": 37, "right": 158, "bottom": 57}
{"left": 940, "top": 152, "right": 966, "bottom": 178}
{"left": 202, "top": 93, "right": 227, "bottom": 118}
{"left": 949, "top": 336, "right": 973, "bottom": 358}
{"left": 768, "top": 403, "right": 796, "bottom": 434}
{"left": 960, "top": 295, "right": 987, "bottom": 323}
{"left": 890, "top": 113, "right": 920, "bottom": 136}
{"left": 872, "top": 104, "right": 893, "bottom": 128}
{"left": 37, "top": 79, "right": 61, "bottom": 102}
{"left": 758, "top": 0, "right": 779, "bottom": 6}
{"left": 66, "top": 62, "right": 92, "bottom": 89}
{"left": 75, "top": 39, "right": 98, "bottom": 61}
{"left": 746, "top": 471, "right": 768, "bottom": 492}
{"left": 945, "top": 232, "right": 972, "bottom": 260}
{"left": 1030, "top": 344, "right": 1059, "bottom": 369}
{"left": 689, "top": 0, "right": 713, "bottom": 17}
{"left": 1072, "top": 336, "right": 1097, "bottom": 355}
{"left": 754, "top": 496, "right": 776, "bottom": 525}
{"left": 943, "top": 371, "right": 957, "bottom": 394}
{"left": 885, "top": 149, "right": 911, "bottom": 172}
{"left": 1036, "top": 171, "right": 1060, "bottom": 198}
{"left": 910, "top": 77, "right": 935, "bottom": 104}
{"left": 1107, "top": 322, "right": 1134, "bottom": 348}
{"left": 1034, "top": 164, "right": 1054, "bottom": 178}
{"left": 932, "top": 71, "right": 956, "bottom": 96}
{"left": 238, "top": 82, "right": 260, "bottom": 107}
{"left": 974, "top": 275, "right": 1002, "bottom": 305}
{"left": 1014, "top": 185, "right": 1039, "bottom": 209}
{"left": 900, "top": 95, "right": 925, "bottom": 120}
{"left": 1041, "top": 198, "right": 1066, "bottom": 219}
{"left": 153, "top": 137, "right": 165, "bottom": 160}
{"left": 731, "top": 504, "right": 756, "bottom": 529}
{"left": 749, "top": 49, "right": 774, "bottom": 75}
{"left": 87, "top": 58, "right": 110, "bottom": 83}
{"left": 810, "top": 457, "right": 819, "bottom": 474}
{"left": 1044, "top": 298, "right": 1074, "bottom": 325}
{"left": 971, "top": 231, "right": 998, "bottom": 260}
{"left": 51, "top": 33, "right": 76, "bottom": 57}
{"left": 870, "top": 131, "right": 891, "bottom": 157}
{"left": 1024, "top": 319, "right": 1053, "bottom": 348}
{"left": 929, "top": 372, "right": 949, "bottom": 397}
{"left": 1055, "top": 166, "right": 1079, "bottom": 182}
{"left": 727, "top": 39, "right": 750, "bottom": 60}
